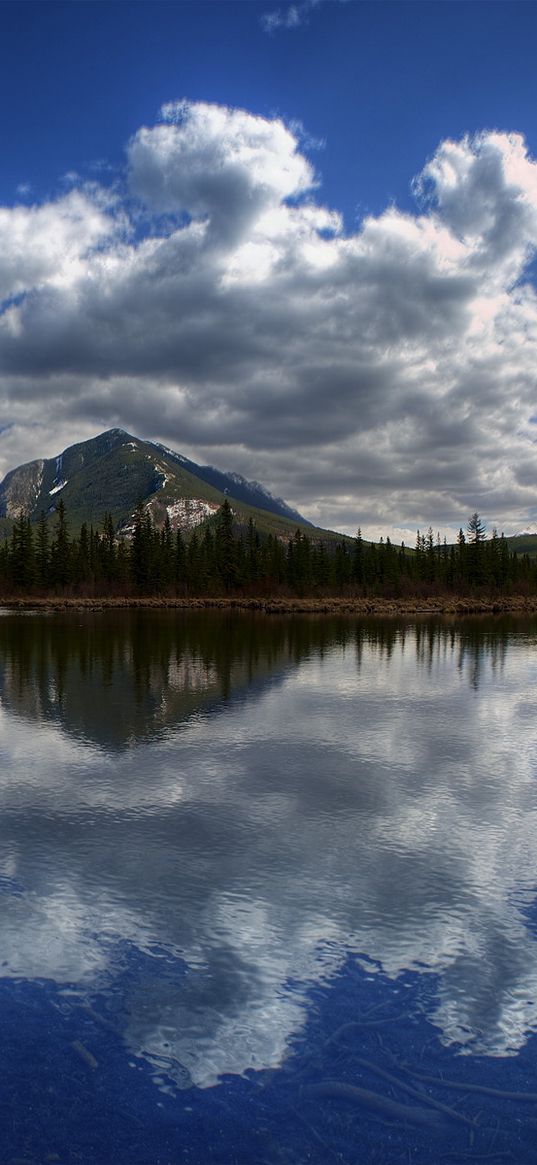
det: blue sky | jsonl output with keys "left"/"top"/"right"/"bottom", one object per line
{"left": 2, "top": 0, "right": 537, "bottom": 539}
{"left": 4, "top": 2, "right": 537, "bottom": 224}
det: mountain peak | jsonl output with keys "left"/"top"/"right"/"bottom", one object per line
{"left": 0, "top": 429, "right": 312, "bottom": 537}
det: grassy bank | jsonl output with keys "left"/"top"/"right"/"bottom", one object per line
{"left": 2, "top": 594, "right": 537, "bottom": 615}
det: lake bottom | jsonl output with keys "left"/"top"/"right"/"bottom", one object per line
{"left": 2, "top": 951, "right": 535, "bottom": 1165}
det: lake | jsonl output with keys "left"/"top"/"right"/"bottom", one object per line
{"left": 0, "top": 608, "right": 536, "bottom": 1164}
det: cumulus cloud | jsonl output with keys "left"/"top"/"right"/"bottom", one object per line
{"left": 1, "top": 103, "right": 537, "bottom": 535}
{"left": 0, "top": 186, "right": 120, "bottom": 303}
{"left": 128, "top": 100, "right": 315, "bottom": 242}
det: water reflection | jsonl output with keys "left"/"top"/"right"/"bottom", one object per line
{"left": 0, "top": 611, "right": 522, "bottom": 744}
{"left": 0, "top": 609, "right": 351, "bottom": 748}
{"left": 0, "top": 610, "right": 536, "bottom": 1109}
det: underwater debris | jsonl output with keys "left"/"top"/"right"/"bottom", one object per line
{"left": 78, "top": 1001, "right": 120, "bottom": 1034}
{"left": 71, "top": 1039, "right": 98, "bottom": 1070}
{"left": 300, "top": 1079, "right": 446, "bottom": 1129}
{"left": 352, "top": 1056, "right": 477, "bottom": 1127}
{"left": 399, "top": 1064, "right": 537, "bottom": 1104}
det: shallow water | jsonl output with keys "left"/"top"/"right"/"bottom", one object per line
{"left": 0, "top": 609, "right": 536, "bottom": 1163}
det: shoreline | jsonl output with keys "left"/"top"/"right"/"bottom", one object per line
{"left": 2, "top": 594, "right": 537, "bottom": 616}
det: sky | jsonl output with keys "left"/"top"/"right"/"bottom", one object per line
{"left": 2, "top": 0, "right": 537, "bottom": 540}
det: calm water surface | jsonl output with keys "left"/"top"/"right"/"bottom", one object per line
{"left": 0, "top": 609, "right": 536, "bottom": 1164}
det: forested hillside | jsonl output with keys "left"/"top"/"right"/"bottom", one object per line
{"left": 1, "top": 502, "right": 535, "bottom": 599}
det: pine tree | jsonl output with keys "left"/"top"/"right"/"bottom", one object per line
{"left": 201, "top": 525, "right": 216, "bottom": 592}
{"left": 0, "top": 537, "right": 9, "bottom": 591}
{"left": 175, "top": 530, "right": 186, "bottom": 590}
{"left": 131, "top": 504, "right": 153, "bottom": 592}
{"left": 50, "top": 500, "right": 70, "bottom": 589}
{"left": 74, "top": 522, "right": 91, "bottom": 587}
{"left": 101, "top": 512, "right": 116, "bottom": 585}
{"left": 187, "top": 530, "right": 202, "bottom": 592}
{"left": 353, "top": 528, "right": 365, "bottom": 586}
{"left": 159, "top": 514, "right": 174, "bottom": 590}
{"left": 245, "top": 517, "right": 260, "bottom": 584}
{"left": 35, "top": 511, "right": 50, "bottom": 590}
{"left": 215, "top": 499, "right": 237, "bottom": 591}
{"left": 467, "top": 512, "right": 487, "bottom": 544}
{"left": 467, "top": 513, "right": 487, "bottom": 586}
{"left": 10, "top": 513, "right": 35, "bottom": 590}
{"left": 312, "top": 540, "right": 330, "bottom": 589}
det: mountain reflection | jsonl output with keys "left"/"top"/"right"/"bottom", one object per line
{"left": 0, "top": 610, "right": 536, "bottom": 1091}
{"left": 0, "top": 609, "right": 352, "bottom": 748}
{"left": 0, "top": 610, "right": 524, "bottom": 748}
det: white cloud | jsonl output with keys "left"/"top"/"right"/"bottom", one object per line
{"left": 2, "top": 104, "right": 537, "bottom": 535}
{"left": 0, "top": 187, "right": 119, "bottom": 303}
{"left": 127, "top": 100, "right": 316, "bottom": 248}
{"left": 260, "top": 0, "right": 322, "bottom": 34}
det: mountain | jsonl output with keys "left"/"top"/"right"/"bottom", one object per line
{"left": 152, "top": 442, "right": 311, "bottom": 526}
{"left": 0, "top": 428, "right": 317, "bottom": 540}
{"left": 505, "top": 533, "right": 537, "bottom": 559}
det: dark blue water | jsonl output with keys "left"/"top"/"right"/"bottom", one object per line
{"left": 0, "top": 610, "right": 536, "bottom": 1164}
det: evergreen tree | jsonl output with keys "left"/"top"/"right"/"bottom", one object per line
{"left": 261, "top": 534, "right": 286, "bottom": 588}
{"left": 35, "top": 511, "right": 50, "bottom": 590}
{"left": 10, "top": 513, "right": 35, "bottom": 590}
{"left": 466, "top": 513, "right": 487, "bottom": 586}
{"left": 0, "top": 537, "right": 9, "bottom": 591}
{"left": 215, "top": 500, "right": 237, "bottom": 591}
{"left": 131, "top": 504, "right": 153, "bottom": 592}
{"left": 115, "top": 539, "right": 129, "bottom": 589}
{"left": 159, "top": 514, "right": 174, "bottom": 591}
{"left": 74, "top": 522, "right": 91, "bottom": 587}
{"left": 50, "top": 500, "right": 71, "bottom": 589}
{"left": 287, "top": 529, "right": 312, "bottom": 593}
{"left": 312, "top": 540, "right": 330, "bottom": 589}
{"left": 353, "top": 528, "right": 365, "bottom": 587}
{"left": 187, "top": 530, "right": 202, "bottom": 592}
{"left": 245, "top": 517, "right": 260, "bottom": 584}
{"left": 175, "top": 530, "right": 186, "bottom": 590}
{"left": 334, "top": 540, "right": 351, "bottom": 590}
{"left": 467, "top": 512, "right": 487, "bottom": 544}
{"left": 100, "top": 512, "right": 117, "bottom": 585}
{"left": 201, "top": 525, "right": 216, "bottom": 591}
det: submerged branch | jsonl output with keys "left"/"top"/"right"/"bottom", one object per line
{"left": 300, "top": 1079, "right": 445, "bottom": 1129}
{"left": 399, "top": 1063, "right": 537, "bottom": 1104}
{"left": 352, "top": 1057, "right": 477, "bottom": 1127}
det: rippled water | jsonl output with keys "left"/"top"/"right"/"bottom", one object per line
{"left": 1, "top": 609, "right": 537, "bottom": 1163}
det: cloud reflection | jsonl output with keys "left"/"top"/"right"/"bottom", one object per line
{"left": 0, "top": 613, "right": 536, "bottom": 1087}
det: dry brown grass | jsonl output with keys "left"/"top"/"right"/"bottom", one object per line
{"left": 2, "top": 593, "right": 537, "bottom": 615}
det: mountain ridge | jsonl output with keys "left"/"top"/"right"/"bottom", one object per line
{"left": 151, "top": 440, "right": 310, "bottom": 526}
{"left": 0, "top": 428, "right": 317, "bottom": 540}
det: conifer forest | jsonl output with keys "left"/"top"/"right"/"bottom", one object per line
{"left": 1, "top": 500, "right": 535, "bottom": 599}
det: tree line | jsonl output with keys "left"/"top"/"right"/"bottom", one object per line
{"left": 0, "top": 501, "right": 535, "bottom": 597}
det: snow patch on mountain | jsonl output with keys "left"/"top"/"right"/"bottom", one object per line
{"left": 227, "top": 472, "right": 270, "bottom": 498}
{"left": 155, "top": 465, "right": 172, "bottom": 489}
{"left": 507, "top": 523, "right": 537, "bottom": 537}
{"left": 153, "top": 442, "right": 189, "bottom": 466}
{"left": 166, "top": 498, "right": 220, "bottom": 531}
